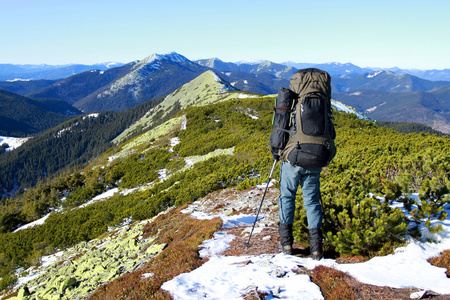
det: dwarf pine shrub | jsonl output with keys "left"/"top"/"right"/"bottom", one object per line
{"left": 293, "top": 112, "right": 450, "bottom": 257}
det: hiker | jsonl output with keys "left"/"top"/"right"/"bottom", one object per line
{"left": 270, "top": 68, "right": 336, "bottom": 260}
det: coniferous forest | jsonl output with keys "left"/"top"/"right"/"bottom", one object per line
{"left": 0, "top": 89, "right": 81, "bottom": 137}
{"left": 0, "top": 96, "right": 164, "bottom": 199}
{"left": 0, "top": 94, "right": 449, "bottom": 291}
{"left": 379, "top": 120, "right": 449, "bottom": 136}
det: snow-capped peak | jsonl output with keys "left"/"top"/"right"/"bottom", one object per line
{"left": 141, "top": 52, "right": 191, "bottom": 65}
{"left": 97, "top": 62, "right": 123, "bottom": 68}
{"left": 367, "top": 71, "right": 383, "bottom": 78}
{"left": 235, "top": 58, "right": 265, "bottom": 65}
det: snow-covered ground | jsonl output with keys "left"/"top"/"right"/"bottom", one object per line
{"left": 13, "top": 214, "right": 51, "bottom": 233}
{"left": 331, "top": 100, "right": 371, "bottom": 121}
{"left": 0, "top": 136, "right": 30, "bottom": 151}
{"left": 161, "top": 195, "right": 450, "bottom": 299}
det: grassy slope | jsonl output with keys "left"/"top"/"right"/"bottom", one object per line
{"left": 112, "top": 70, "right": 256, "bottom": 144}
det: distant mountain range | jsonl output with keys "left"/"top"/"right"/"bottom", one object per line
{"left": 2, "top": 58, "right": 449, "bottom": 82}
{"left": 332, "top": 70, "right": 449, "bottom": 93}
{"left": 22, "top": 53, "right": 210, "bottom": 113}
{"left": 333, "top": 84, "right": 450, "bottom": 133}
{"left": 0, "top": 62, "right": 124, "bottom": 81}
{"left": 1, "top": 52, "right": 450, "bottom": 135}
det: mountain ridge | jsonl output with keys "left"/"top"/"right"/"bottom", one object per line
{"left": 112, "top": 70, "right": 250, "bottom": 144}
{"left": 3, "top": 55, "right": 449, "bottom": 82}
{"left": 333, "top": 70, "right": 449, "bottom": 93}
{"left": 28, "top": 52, "right": 210, "bottom": 112}
{"left": 333, "top": 84, "right": 450, "bottom": 133}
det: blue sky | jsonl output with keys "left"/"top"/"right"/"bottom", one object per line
{"left": 1, "top": 0, "right": 449, "bottom": 69}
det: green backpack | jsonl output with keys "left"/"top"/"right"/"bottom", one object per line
{"left": 270, "top": 68, "right": 336, "bottom": 168}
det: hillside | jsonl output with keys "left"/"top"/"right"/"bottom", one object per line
{"left": 4, "top": 186, "right": 449, "bottom": 299}
{"left": 0, "top": 89, "right": 81, "bottom": 136}
{"left": 0, "top": 80, "right": 57, "bottom": 95}
{"left": 0, "top": 70, "right": 252, "bottom": 198}
{"left": 379, "top": 121, "right": 449, "bottom": 136}
{"left": 332, "top": 70, "right": 449, "bottom": 94}
{"left": 0, "top": 97, "right": 164, "bottom": 198}
{"left": 333, "top": 84, "right": 450, "bottom": 134}
{"left": 0, "top": 81, "right": 449, "bottom": 299}
{"left": 113, "top": 70, "right": 253, "bottom": 144}
{"left": 26, "top": 63, "right": 137, "bottom": 110}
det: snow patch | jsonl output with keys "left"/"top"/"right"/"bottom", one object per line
{"left": 169, "top": 137, "right": 180, "bottom": 152}
{"left": 162, "top": 253, "right": 324, "bottom": 300}
{"left": 41, "top": 251, "right": 64, "bottom": 268}
{"left": 181, "top": 118, "right": 187, "bottom": 130}
{"left": 78, "top": 188, "right": 119, "bottom": 208}
{"left": 83, "top": 113, "right": 99, "bottom": 120}
{"left": 13, "top": 214, "right": 51, "bottom": 233}
{"left": 6, "top": 78, "right": 31, "bottom": 82}
{"left": 198, "top": 232, "right": 236, "bottom": 258}
{"left": 365, "top": 102, "right": 385, "bottom": 113}
{"left": 0, "top": 136, "right": 31, "bottom": 151}
{"left": 56, "top": 122, "right": 79, "bottom": 138}
{"left": 336, "top": 236, "right": 450, "bottom": 294}
{"left": 158, "top": 169, "right": 167, "bottom": 181}
{"left": 332, "top": 101, "right": 370, "bottom": 121}
{"left": 367, "top": 71, "right": 383, "bottom": 78}
{"left": 245, "top": 108, "right": 259, "bottom": 119}
{"left": 141, "top": 273, "right": 155, "bottom": 279}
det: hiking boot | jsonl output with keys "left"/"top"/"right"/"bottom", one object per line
{"left": 278, "top": 223, "right": 294, "bottom": 255}
{"left": 309, "top": 228, "right": 323, "bottom": 261}
{"left": 278, "top": 223, "right": 293, "bottom": 244}
{"left": 277, "top": 242, "right": 293, "bottom": 255}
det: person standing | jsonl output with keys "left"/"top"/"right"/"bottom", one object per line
{"left": 270, "top": 68, "right": 336, "bottom": 260}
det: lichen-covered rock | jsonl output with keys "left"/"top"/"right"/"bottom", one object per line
{"left": 59, "top": 277, "right": 76, "bottom": 293}
{"left": 7, "top": 219, "right": 166, "bottom": 299}
{"left": 7, "top": 286, "right": 31, "bottom": 300}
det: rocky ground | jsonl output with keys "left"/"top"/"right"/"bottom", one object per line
{"left": 185, "top": 184, "right": 450, "bottom": 300}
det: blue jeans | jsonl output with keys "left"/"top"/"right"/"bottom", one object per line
{"left": 278, "top": 161, "right": 322, "bottom": 229}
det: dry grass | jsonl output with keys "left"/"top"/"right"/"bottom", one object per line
{"left": 88, "top": 205, "right": 222, "bottom": 300}
{"left": 428, "top": 250, "right": 450, "bottom": 277}
{"left": 308, "top": 265, "right": 450, "bottom": 300}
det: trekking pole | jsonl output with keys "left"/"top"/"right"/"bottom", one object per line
{"left": 244, "top": 159, "right": 278, "bottom": 248}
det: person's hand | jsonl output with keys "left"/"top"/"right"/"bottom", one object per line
{"left": 271, "top": 147, "right": 280, "bottom": 160}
